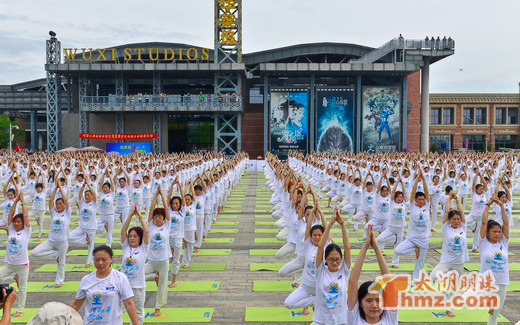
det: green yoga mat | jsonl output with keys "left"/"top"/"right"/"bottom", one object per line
{"left": 66, "top": 248, "right": 231, "bottom": 256}
{"left": 434, "top": 249, "right": 515, "bottom": 256}
{"left": 245, "top": 307, "right": 312, "bottom": 322}
{"left": 254, "top": 229, "right": 280, "bottom": 234}
{"left": 34, "top": 263, "right": 226, "bottom": 272}
{"left": 250, "top": 263, "right": 435, "bottom": 272}
{"left": 204, "top": 237, "right": 235, "bottom": 243}
{"left": 146, "top": 281, "right": 220, "bottom": 292}
{"left": 508, "top": 281, "right": 520, "bottom": 291}
{"left": 255, "top": 221, "right": 275, "bottom": 225}
{"left": 209, "top": 228, "right": 238, "bottom": 233}
{"left": 465, "top": 263, "right": 520, "bottom": 271}
{"left": 217, "top": 215, "right": 240, "bottom": 219}
{"left": 254, "top": 209, "right": 272, "bottom": 213}
{"left": 254, "top": 214, "right": 272, "bottom": 218}
{"left": 123, "top": 308, "right": 214, "bottom": 323}
{"left": 250, "top": 249, "right": 278, "bottom": 256}
{"left": 222, "top": 209, "right": 241, "bottom": 213}
{"left": 398, "top": 309, "right": 509, "bottom": 323}
{"left": 214, "top": 221, "right": 239, "bottom": 225}
{"left": 430, "top": 237, "right": 520, "bottom": 244}
{"left": 250, "top": 263, "right": 285, "bottom": 271}
{"left": 254, "top": 238, "right": 284, "bottom": 243}
{"left": 253, "top": 281, "right": 297, "bottom": 292}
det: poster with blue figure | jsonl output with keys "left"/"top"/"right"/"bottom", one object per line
{"left": 106, "top": 142, "right": 151, "bottom": 155}
{"left": 270, "top": 91, "right": 308, "bottom": 156}
{"left": 316, "top": 90, "right": 354, "bottom": 152}
{"left": 362, "top": 87, "right": 401, "bottom": 152}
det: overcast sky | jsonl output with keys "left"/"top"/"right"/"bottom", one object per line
{"left": 1, "top": 0, "right": 519, "bottom": 93}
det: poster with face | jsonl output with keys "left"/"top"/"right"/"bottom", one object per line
{"left": 362, "top": 87, "right": 401, "bottom": 152}
{"left": 316, "top": 90, "right": 354, "bottom": 152}
{"left": 270, "top": 91, "right": 308, "bottom": 156}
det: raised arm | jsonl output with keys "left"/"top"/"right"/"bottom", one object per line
{"left": 336, "top": 210, "right": 351, "bottom": 268}
{"left": 348, "top": 226, "right": 372, "bottom": 310}
{"left": 121, "top": 205, "right": 137, "bottom": 243}
{"left": 315, "top": 215, "right": 335, "bottom": 269}
{"left": 148, "top": 188, "right": 160, "bottom": 222}
{"left": 480, "top": 198, "right": 494, "bottom": 239}
{"left": 49, "top": 183, "right": 59, "bottom": 211}
{"left": 409, "top": 172, "right": 421, "bottom": 204}
{"left": 159, "top": 186, "right": 170, "bottom": 220}
{"left": 495, "top": 198, "right": 509, "bottom": 239}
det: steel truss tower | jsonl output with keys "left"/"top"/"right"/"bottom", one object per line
{"left": 46, "top": 37, "right": 62, "bottom": 151}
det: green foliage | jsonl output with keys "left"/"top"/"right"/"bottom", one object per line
{"left": 0, "top": 116, "right": 25, "bottom": 149}
{"left": 430, "top": 144, "right": 441, "bottom": 153}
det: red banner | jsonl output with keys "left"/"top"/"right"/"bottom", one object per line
{"left": 79, "top": 133, "right": 158, "bottom": 139}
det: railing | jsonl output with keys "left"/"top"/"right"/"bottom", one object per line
{"left": 80, "top": 94, "right": 242, "bottom": 108}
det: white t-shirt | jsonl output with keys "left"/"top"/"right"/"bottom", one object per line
{"left": 374, "top": 194, "right": 391, "bottom": 220}
{"left": 347, "top": 303, "right": 398, "bottom": 325}
{"left": 169, "top": 208, "right": 185, "bottom": 239}
{"left": 493, "top": 201, "right": 512, "bottom": 226}
{"left": 0, "top": 198, "right": 17, "bottom": 225}
{"left": 430, "top": 184, "right": 442, "bottom": 201}
{"left": 131, "top": 186, "right": 143, "bottom": 206}
{"left": 49, "top": 208, "right": 71, "bottom": 242}
{"left": 76, "top": 269, "right": 134, "bottom": 324}
{"left": 5, "top": 224, "right": 31, "bottom": 265}
{"left": 301, "top": 237, "right": 330, "bottom": 289}
{"left": 32, "top": 191, "right": 47, "bottom": 211}
{"left": 98, "top": 192, "right": 115, "bottom": 216}
{"left": 147, "top": 219, "right": 171, "bottom": 261}
{"left": 194, "top": 195, "right": 205, "bottom": 218}
{"left": 79, "top": 200, "right": 98, "bottom": 230}
{"left": 121, "top": 239, "right": 148, "bottom": 289}
{"left": 183, "top": 203, "right": 197, "bottom": 232}
{"left": 313, "top": 261, "right": 351, "bottom": 325}
{"left": 350, "top": 185, "right": 362, "bottom": 205}
{"left": 389, "top": 201, "right": 408, "bottom": 228}
{"left": 479, "top": 235, "right": 509, "bottom": 285}
{"left": 115, "top": 186, "right": 130, "bottom": 208}
{"left": 406, "top": 201, "right": 431, "bottom": 246}
{"left": 440, "top": 221, "right": 470, "bottom": 264}
{"left": 469, "top": 193, "right": 487, "bottom": 217}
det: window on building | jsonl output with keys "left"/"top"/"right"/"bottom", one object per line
{"left": 463, "top": 107, "right": 487, "bottom": 125}
{"left": 462, "top": 135, "right": 485, "bottom": 151}
{"left": 430, "top": 107, "right": 454, "bottom": 125}
{"left": 495, "top": 107, "right": 518, "bottom": 125}
{"left": 430, "top": 135, "right": 452, "bottom": 151}
{"left": 495, "top": 135, "right": 518, "bottom": 150}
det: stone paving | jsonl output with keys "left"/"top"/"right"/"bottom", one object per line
{"left": 9, "top": 171, "right": 520, "bottom": 324}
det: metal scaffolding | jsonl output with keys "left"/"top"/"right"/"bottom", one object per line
{"left": 115, "top": 74, "right": 124, "bottom": 96}
{"left": 116, "top": 113, "right": 125, "bottom": 143}
{"left": 152, "top": 73, "right": 162, "bottom": 96}
{"left": 214, "top": 113, "right": 241, "bottom": 155}
{"left": 153, "top": 112, "right": 162, "bottom": 153}
{"left": 79, "top": 74, "right": 89, "bottom": 148}
{"left": 45, "top": 37, "right": 61, "bottom": 151}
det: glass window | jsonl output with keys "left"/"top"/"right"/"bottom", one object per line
{"left": 495, "top": 107, "right": 506, "bottom": 124}
{"left": 508, "top": 107, "right": 518, "bottom": 124}
{"left": 462, "top": 135, "right": 485, "bottom": 151}
{"left": 443, "top": 107, "right": 454, "bottom": 124}
{"left": 475, "top": 107, "right": 487, "bottom": 124}
{"left": 431, "top": 108, "right": 441, "bottom": 125}
{"left": 430, "top": 135, "right": 451, "bottom": 151}
{"left": 463, "top": 107, "right": 474, "bottom": 124}
{"left": 495, "top": 135, "right": 518, "bottom": 150}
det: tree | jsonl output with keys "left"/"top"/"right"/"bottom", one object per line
{"left": 0, "top": 116, "right": 25, "bottom": 150}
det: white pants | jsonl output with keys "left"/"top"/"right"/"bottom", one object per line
{"left": 488, "top": 285, "right": 507, "bottom": 325}
{"left": 377, "top": 226, "right": 404, "bottom": 266}
{"left": 142, "top": 198, "right": 151, "bottom": 217}
{"left": 353, "top": 210, "right": 372, "bottom": 229}
{"left": 194, "top": 218, "right": 204, "bottom": 248}
{"left": 276, "top": 227, "right": 289, "bottom": 241}
{"left": 394, "top": 238, "right": 428, "bottom": 280}
{"left": 144, "top": 259, "right": 169, "bottom": 308}
{"left": 132, "top": 287, "right": 146, "bottom": 325}
{"left": 96, "top": 214, "right": 115, "bottom": 247}
{"left": 466, "top": 214, "right": 482, "bottom": 250}
{"left": 272, "top": 209, "right": 282, "bottom": 220}
{"left": 0, "top": 263, "right": 29, "bottom": 313}
{"left": 182, "top": 231, "right": 195, "bottom": 266}
{"left": 278, "top": 254, "right": 304, "bottom": 277}
{"left": 31, "top": 239, "right": 68, "bottom": 284}
{"left": 169, "top": 237, "right": 183, "bottom": 275}
{"left": 276, "top": 242, "right": 296, "bottom": 259}
{"left": 30, "top": 209, "right": 46, "bottom": 237}
{"left": 115, "top": 206, "right": 130, "bottom": 223}
{"left": 284, "top": 283, "right": 315, "bottom": 309}
{"left": 431, "top": 262, "right": 464, "bottom": 281}
{"left": 365, "top": 218, "right": 387, "bottom": 234}
{"left": 275, "top": 217, "right": 286, "bottom": 228}
{"left": 431, "top": 199, "right": 441, "bottom": 230}
{"left": 203, "top": 210, "right": 212, "bottom": 236}
{"left": 69, "top": 227, "right": 96, "bottom": 265}
{"left": 341, "top": 203, "right": 359, "bottom": 215}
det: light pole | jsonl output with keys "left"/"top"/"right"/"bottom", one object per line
{"left": 9, "top": 124, "right": 19, "bottom": 154}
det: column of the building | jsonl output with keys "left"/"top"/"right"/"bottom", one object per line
{"left": 420, "top": 58, "right": 431, "bottom": 152}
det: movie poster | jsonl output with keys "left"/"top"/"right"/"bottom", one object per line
{"left": 270, "top": 91, "right": 308, "bottom": 156}
{"left": 316, "top": 90, "right": 354, "bottom": 152}
{"left": 362, "top": 87, "right": 401, "bottom": 152}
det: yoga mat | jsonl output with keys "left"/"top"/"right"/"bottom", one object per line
{"left": 249, "top": 263, "right": 434, "bottom": 272}
{"left": 122, "top": 308, "right": 214, "bottom": 323}
{"left": 465, "top": 263, "right": 520, "bottom": 271}
{"left": 208, "top": 228, "right": 238, "bottom": 233}
{"left": 180, "top": 263, "right": 226, "bottom": 271}
{"left": 508, "top": 281, "right": 520, "bottom": 292}
{"left": 398, "top": 309, "right": 509, "bottom": 323}
{"left": 255, "top": 221, "right": 275, "bottom": 225}
{"left": 67, "top": 249, "right": 231, "bottom": 256}
{"left": 435, "top": 249, "right": 515, "bottom": 256}
{"left": 253, "top": 281, "right": 296, "bottom": 292}
{"left": 204, "top": 238, "right": 235, "bottom": 243}
{"left": 222, "top": 209, "right": 241, "bottom": 213}
{"left": 146, "top": 281, "right": 220, "bottom": 292}
{"left": 34, "top": 263, "right": 226, "bottom": 272}
{"left": 430, "top": 237, "right": 520, "bottom": 244}
{"left": 254, "top": 209, "right": 272, "bottom": 213}
{"left": 254, "top": 229, "right": 280, "bottom": 234}
{"left": 214, "top": 221, "right": 239, "bottom": 225}
{"left": 217, "top": 215, "right": 240, "bottom": 219}
{"left": 254, "top": 238, "right": 284, "bottom": 243}
{"left": 250, "top": 249, "right": 278, "bottom": 256}
{"left": 250, "top": 263, "right": 285, "bottom": 271}
{"left": 254, "top": 214, "right": 272, "bottom": 218}
{"left": 245, "top": 307, "right": 312, "bottom": 322}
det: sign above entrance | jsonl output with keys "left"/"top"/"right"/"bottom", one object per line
{"left": 63, "top": 47, "right": 210, "bottom": 63}
{"left": 80, "top": 133, "right": 157, "bottom": 139}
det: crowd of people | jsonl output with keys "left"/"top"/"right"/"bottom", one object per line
{"left": 265, "top": 150, "right": 518, "bottom": 325}
{"left": 0, "top": 150, "right": 248, "bottom": 324}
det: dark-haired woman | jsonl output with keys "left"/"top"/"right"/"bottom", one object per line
{"left": 480, "top": 196, "right": 509, "bottom": 325}
{"left": 29, "top": 172, "right": 47, "bottom": 239}
{"left": 347, "top": 226, "right": 398, "bottom": 325}
{"left": 466, "top": 171, "right": 488, "bottom": 253}
{"left": 121, "top": 204, "right": 150, "bottom": 325}
{"left": 0, "top": 192, "right": 30, "bottom": 317}
{"left": 70, "top": 180, "right": 98, "bottom": 268}
{"left": 493, "top": 178, "right": 513, "bottom": 227}
{"left": 144, "top": 186, "right": 171, "bottom": 318}
{"left": 97, "top": 169, "right": 115, "bottom": 246}
{"left": 430, "top": 193, "right": 469, "bottom": 318}
{"left": 365, "top": 173, "right": 391, "bottom": 246}
{"left": 311, "top": 209, "right": 351, "bottom": 325}
{"left": 181, "top": 180, "right": 197, "bottom": 269}
{"left": 31, "top": 182, "right": 71, "bottom": 288}
{"left": 167, "top": 177, "right": 185, "bottom": 288}
{"left": 71, "top": 245, "right": 139, "bottom": 324}
{"left": 284, "top": 195, "right": 327, "bottom": 316}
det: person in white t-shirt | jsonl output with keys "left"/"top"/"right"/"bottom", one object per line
{"left": 167, "top": 177, "right": 185, "bottom": 288}
{"left": 430, "top": 193, "right": 469, "bottom": 318}
{"left": 29, "top": 176, "right": 47, "bottom": 238}
{"left": 31, "top": 182, "right": 71, "bottom": 287}
{"left": 347, "top": 226, "right": 398, "bottom": 325}
{"left": 96, "top": 176, "right": 115, "bottom": 247}
{"left": 479, "top": 197, "right": 509, "bottom": 325}
{"left": 144, "top": 186, "right": 171, "bottom": 318}
{"left": 311, "top": 209, "right": 352, "bottom": 325}
{"left": 70, "top": 181, "right": 98, "bottom": 269}
{"left": 0, "top": 192, "right": 30, "bottom": 317}
{"left": 70, "top": 245, "right": 139, "bottom": 325}
{"left": 193, "top": 179, "right": 206, "bottom": 253}
{"left": 120, "top": 204, "right": 149, "bottom": 325}
{"left": 466, "top": 171, "right": 488, "bottom": 252}
{"left": 493, "top": 178, "right": 513, "bottom": 227}
{"left": 181, "top": 181, "right": 197, "bottom": 269}
{"left": 0, "top": 176, "right": 19, "bottom": 227}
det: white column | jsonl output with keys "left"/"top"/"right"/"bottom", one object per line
{"left": 420, "top": 58, "right": 431, "bottom": 153}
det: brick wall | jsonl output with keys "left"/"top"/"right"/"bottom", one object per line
{"left": 406, "top": 71, "right": 421, "bottom": 151}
